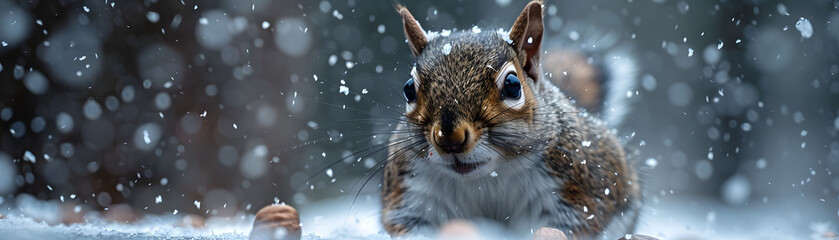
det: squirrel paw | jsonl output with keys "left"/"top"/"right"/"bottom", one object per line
{"left": 179, "top": 214, "right": 206, "bottom": 228}
{"left": 530, "top": 228, "right": 659, "bottom": 240}
{"left": 437, "top": 220, "right": 481, "bottom": 240}
{"left": 619, "top": 234, "right": 660, "bottom": 240}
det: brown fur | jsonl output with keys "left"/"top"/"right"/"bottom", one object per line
{"left": 396, "top": 4, "right": 428, "bottom": 58}
{"left": 381, "top": 144, "right": 410, "bottom": 234}
{"left": 509, "top": 1, "right": 545, "bottom": 81}
{"left": 543, "top": 51, "right": 603, "bottom": 111}
{"left": 543, "top": 112, "right": 639, "bottom": 236}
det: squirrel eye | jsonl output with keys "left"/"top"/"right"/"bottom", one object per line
{"left": 403, "top": 78, "right": 417, "bottom": 102}
{"left": 500, "top": 73, "right": 521, "bottom": 99}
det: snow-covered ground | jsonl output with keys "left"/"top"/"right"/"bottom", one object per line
{"left": 0, "top": 214, "right": 248, "bottom": 240}
{"left": 0, "top": 193, "right": 833, "bottom": 240}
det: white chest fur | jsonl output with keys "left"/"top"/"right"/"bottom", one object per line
{"left": 394, "top": 154, "right": 580, "bottom": 234}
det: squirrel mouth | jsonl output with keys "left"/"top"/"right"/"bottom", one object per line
{"left": 451, "top": 157, "right": 483, "bottom": 174}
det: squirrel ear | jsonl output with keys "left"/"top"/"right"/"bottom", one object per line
{"left": 509, "top": 0, "right": 544, "bottom": 81}
{"left": 396, "top": 4, "right": 428, "bottom": 57}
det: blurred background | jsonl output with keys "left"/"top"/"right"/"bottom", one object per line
{"left": 0, "top": 0, "right": 837, "bottom": 238}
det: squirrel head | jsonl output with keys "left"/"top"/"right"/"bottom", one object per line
{"left": 395, "top": 1, "right": 544, "bottom": 176}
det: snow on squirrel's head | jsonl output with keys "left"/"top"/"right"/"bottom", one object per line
{"left": 394, "top": 1, "right": 545, "bottom": 177}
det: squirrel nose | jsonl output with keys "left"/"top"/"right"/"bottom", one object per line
{"left": 435, "top": 129, "right": 469, "bottom": 154}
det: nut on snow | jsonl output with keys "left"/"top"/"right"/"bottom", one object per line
{"left": 532, "top": 227, "right": 567, "bottom": 240}
{"left": 249, "top": 204, "right": 301, "bottom": 240}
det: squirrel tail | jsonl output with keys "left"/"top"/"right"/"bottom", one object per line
{"left": 542, "top": 23, "right": 639, "bottom": 128}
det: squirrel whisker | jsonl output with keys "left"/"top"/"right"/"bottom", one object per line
{"left": 344, "top": 139, "right": 429, "bottom": 226}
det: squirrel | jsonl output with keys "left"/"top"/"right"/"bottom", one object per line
{"left": 381, "top": 1, "right": 643, "bottom": 239}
